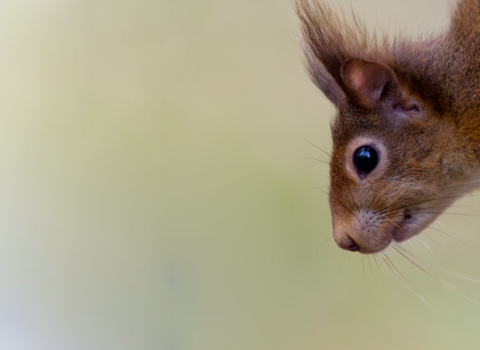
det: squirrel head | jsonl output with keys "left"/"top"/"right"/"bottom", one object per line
{"left": 296, "top": 1, "right": 475, "bottom": 254}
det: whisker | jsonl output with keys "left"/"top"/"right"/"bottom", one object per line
{"left": 393, "top": 245, "right": 480, "bottom": 306}
{"left": 373, "top": 197, "right": 411, "bottom": 215}
{"left": 326, "top": 191, "right": 359, "bottom": 222}
{"left": 397, "top": 245, "right": 480, "bottom": 284}
{"left": 423, "top": 233, "right": 437, "bottom": 245}
{"left": 382, "top": 254, "right": 432, "bottom": 306}
{"left": 373, "top": 254, "right": 383, "bottom": 278}
{"left": 367, "top": 255, "right": 381, "bottom": 291}
{"left": 340, "top": 251, "right": 344, "bottom": 276}
{"left": 366, "top": 188, "right": 376, "bottom": 212}
{"left": 349, "top": 188, "right": 360, "bottom": 212}
{"left": 304, "top": 156, "right": 330, "bottom": 165}
{"left": 295, "top": 173, "right": 330, "bottom": 178}
{"left": 408, "top": 239, "right": 416, "bottom": 253}
{"left": 320, "top": 235, "right": 333, "bottom": 245}
{"left": 414, "top": 237, "right": 432, "bottom": 254}
{"left": 377, "top": 209, "right": 480, "bottom": 223}
{"left": 362, "top": 254, "right": 366, "bottom": 278}
{"left": 300, "top": 137, "right": 332, "bottom": 159}
{"left": 382, "top": 255, "right": 403, "bottom": 285}
{"left": 414, "top": 212, "right": 480, "bottom": 217}
{"left": 406, "top": 222, "right": 475, "bottom": 249}
{"left": 375, "top": 195, "right": 469, "bottom": 216}
{"left": 447, "top": 178, "right": 480, "bottom": 187}
{"left": 313, "top": 187, "right": 329, "bottom": 197}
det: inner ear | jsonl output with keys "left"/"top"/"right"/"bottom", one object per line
{"left": 341, "top": 59, "right": 394, "bottom": 109}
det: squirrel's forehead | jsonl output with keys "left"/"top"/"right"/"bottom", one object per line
{"left": 332, "top": 111, "right": 415, "bottom": 147}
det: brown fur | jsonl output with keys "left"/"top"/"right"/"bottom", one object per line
{"left": 296, "top": 0, "right": 480, "bottom": 253}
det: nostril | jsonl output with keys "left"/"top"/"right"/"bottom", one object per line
{"left": 348, "top": 240, "right": 360, "bottom": 252}
{"left": 334, "top": 232, "right": 361, "bottom": 252}
{"left": 345, "top": 235, "right": 360, "bottom": 252}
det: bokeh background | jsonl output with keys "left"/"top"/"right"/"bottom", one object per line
{"left": 0, "top": 0, "right": 480, "bottom": 349}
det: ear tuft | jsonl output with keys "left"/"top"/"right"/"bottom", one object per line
{"left": 341, "top": 59, "right": 394, "bottom": 109}
{"left": 303, "top": 42, "right": 344, "bottom": 105}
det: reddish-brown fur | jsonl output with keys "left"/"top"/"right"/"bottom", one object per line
{"left": 296, "top": 0, "right": 480, "bottom": 253}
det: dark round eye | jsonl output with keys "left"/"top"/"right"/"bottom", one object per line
{"left": 354, "top": 146, "right": 379, "bottom": 175}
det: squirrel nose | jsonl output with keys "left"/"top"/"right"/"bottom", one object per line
{"left": 337, "top": 234, "right": 360, "bottom": 252}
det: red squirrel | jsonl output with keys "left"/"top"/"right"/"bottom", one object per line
{"left": 296, "top": 0, "right": 480, "bottom": 254}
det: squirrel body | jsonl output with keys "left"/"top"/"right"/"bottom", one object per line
{"left": 296, "top": 0, "right": 480, "bottom": 253}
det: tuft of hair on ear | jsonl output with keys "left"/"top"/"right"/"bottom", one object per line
{"left": 301, "top": 40, "right": 344, "bottom": 105}
{"left": 294, "top": 0, "right": 398, "bottom": 107}
{"left": 295, "top": 1, "right": 383, "bottom": 88}
{"left": 295, "top": 0, "right": 456, "bottom": 114}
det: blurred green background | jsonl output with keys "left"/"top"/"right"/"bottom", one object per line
{"left": 1, "top": 0, "right": 480, "bottom": 349}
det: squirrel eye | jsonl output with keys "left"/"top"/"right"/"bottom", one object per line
{"left": 354, "top": 146, "right": 379, "bottom": 175}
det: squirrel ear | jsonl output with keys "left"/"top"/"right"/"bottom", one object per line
{"left": 341, "top": 59, "right": 394, "bottom": 109}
